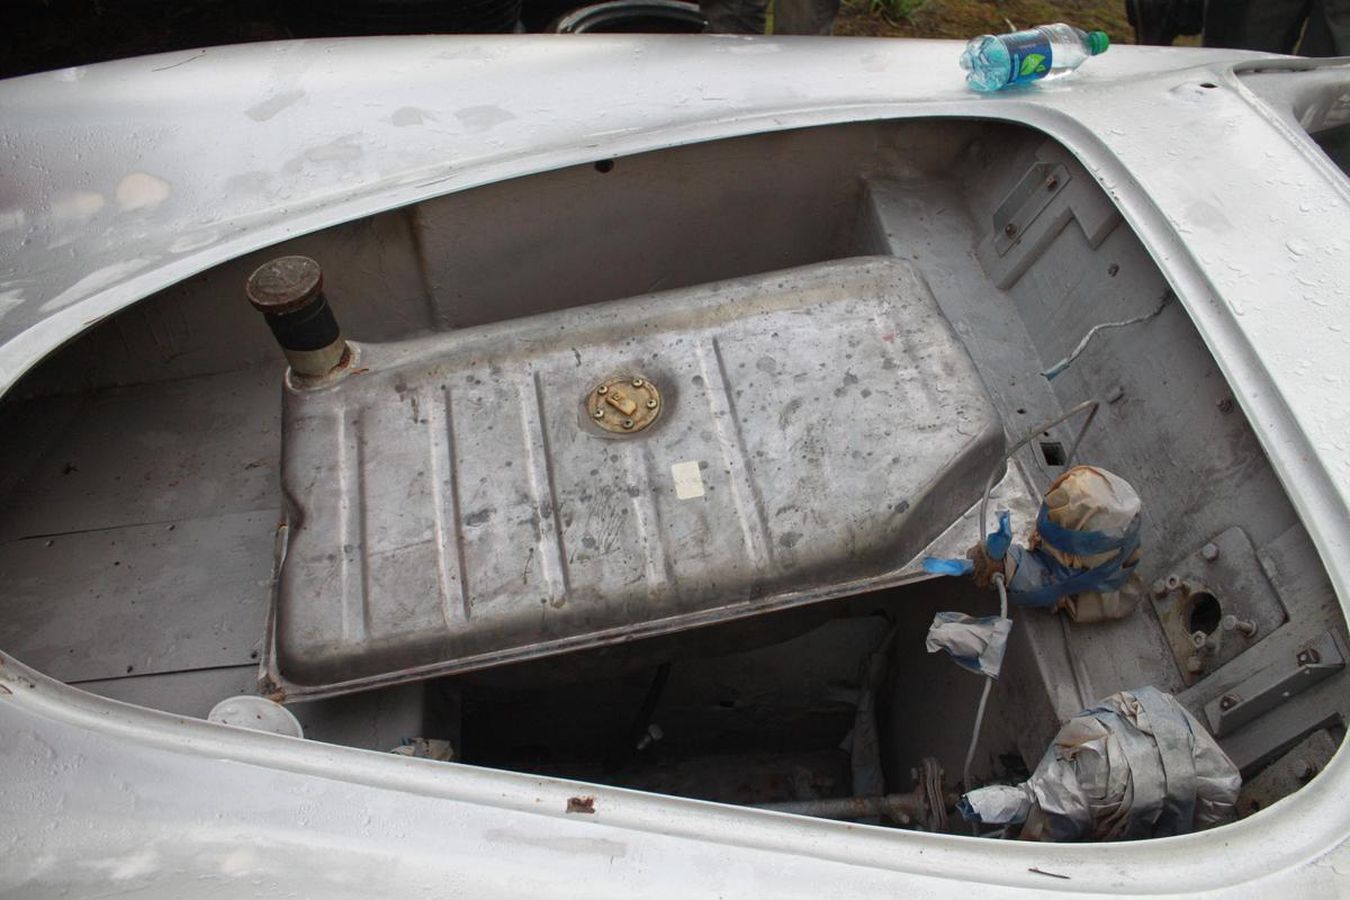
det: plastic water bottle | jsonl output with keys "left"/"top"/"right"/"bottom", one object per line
{"left": 959, "top": 24, "right": 1109, "bottom": 92}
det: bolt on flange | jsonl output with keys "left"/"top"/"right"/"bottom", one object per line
{"left": 585, "top": 374, "right": 662, "bottom": 435}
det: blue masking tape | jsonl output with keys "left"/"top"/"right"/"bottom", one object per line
{"left": 1035, "top": 505, "right": 1137, "bottom": 557}
{"left": 922, "top": 510, "right": 1014, "bottom": 577}
{"left": 1008, "top": 523, "right": 1141, "bottom": 608}
{"left": 922, "top": 500, "right": 1141, "bottom": 606}
{"left": 923, "top": 557, "right": 975, "bottom": 576}
{"left": 986, "top": 510, "right": 1013, "bottom": 560}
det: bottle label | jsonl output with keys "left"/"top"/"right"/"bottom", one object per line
{"left": 1003, "top": 30, "right": 1054, "bottom": 85}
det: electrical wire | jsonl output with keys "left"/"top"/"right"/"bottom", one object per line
{"left": 963, "top": 400, "right": 1102, "bottom": 809}
{"left": 1041, "top": 292, "right": 1173, "bottom": 381}
{"left": 962, "top": 572, "right": 1007, "bottom": 803}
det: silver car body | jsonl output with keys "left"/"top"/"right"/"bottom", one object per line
{"left": 0, "top": 36, "right": 1348, "bottom": 896}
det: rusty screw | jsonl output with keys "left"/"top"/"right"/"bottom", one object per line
{"left": 1222, "top": 615, "right": 1257, "bottom": 638}
{"left": 1004, "top": 223, "right": 1018, "bottom": 237}
{"left": 1219, "top": 695, "right": 1238, "bottom": 711}
{"left": 1297, "top": 648, "right": 1321, "bottom": 666}
{"left": 1045, "top": 176, "right": 1059, "bottom": 190}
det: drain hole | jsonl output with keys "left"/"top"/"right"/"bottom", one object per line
{"left": 1040, "top": 440, "right": 1066, "bottom": 466}
{"left": 1188, "top": 591, "right": 1222, "bottom": 635}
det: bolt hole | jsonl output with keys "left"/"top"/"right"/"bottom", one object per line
{"left": 1039, "top": 440, "right": 1066, "bottom": 467}
{"left": 1188, "top": 591, "right": 1222, "bottom": 635}
{"left": 1200, "top": 82, "right": 1218, "bottom": 89}
{"left": 594, "top": 159, "right": 615, "bottom": 173}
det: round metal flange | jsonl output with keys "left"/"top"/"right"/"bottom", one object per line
{"left": 586, "top": 375, "right": 661, "bottom": 434}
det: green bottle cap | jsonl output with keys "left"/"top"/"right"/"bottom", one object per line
{"left": 1087, "top": 31, "right": 1110, "bottom": 55}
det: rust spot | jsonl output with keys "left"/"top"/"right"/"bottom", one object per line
{"left": 260, "top": 678, "right": 287, "bottom": 704}
{"left": 566, "top": 796, "right": 596, "bottom": 814}
{"left": 1028, "top": 867, "right": 1070, "bottom": 880}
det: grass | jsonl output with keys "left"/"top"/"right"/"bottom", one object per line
{"left": 834, "top": 0, "right": 1134, "bottom": 42}
{"left": 866, "top": 0, "right": 930, "bottom": 26}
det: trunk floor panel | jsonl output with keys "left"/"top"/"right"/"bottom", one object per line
{"left": 0, "top": 367, "right": 282, "bottom": 683}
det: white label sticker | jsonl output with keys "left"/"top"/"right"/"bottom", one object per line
{"left": 671, "top": 461, "right": 705, "bottom": 500}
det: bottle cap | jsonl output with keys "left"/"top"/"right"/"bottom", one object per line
{"left": 1087, "top": 31, "right": 1110, "bottom": 55}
